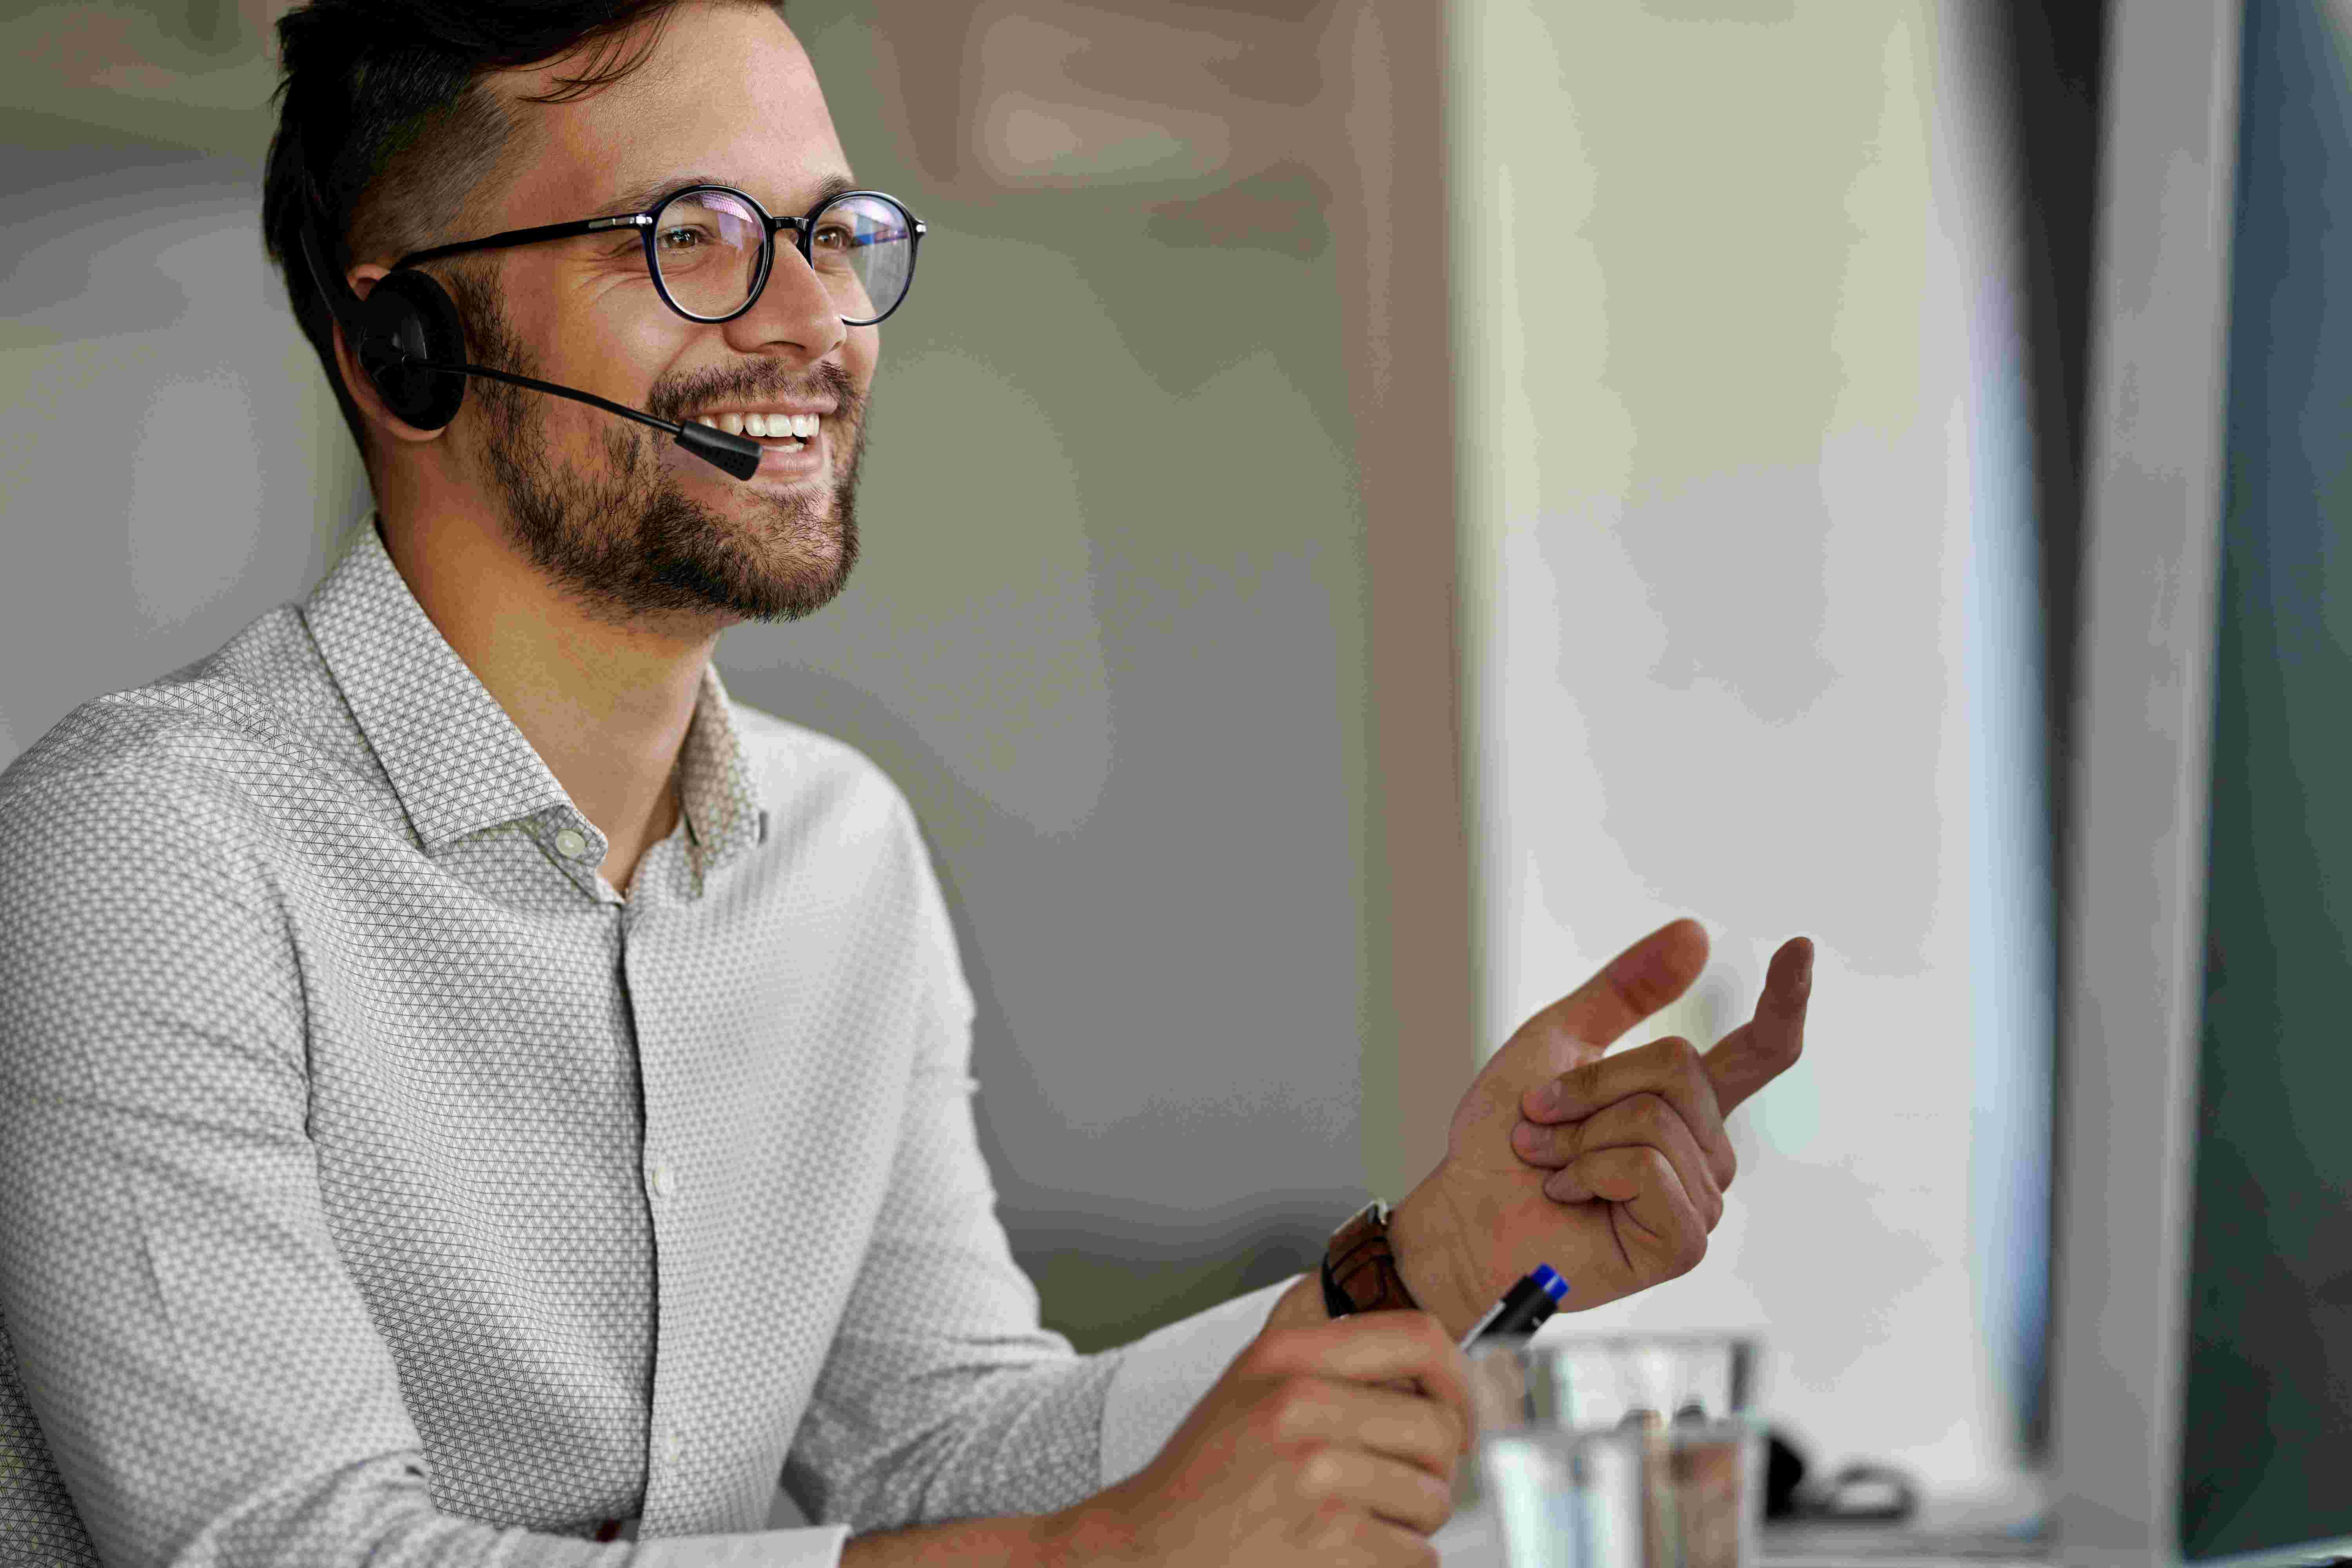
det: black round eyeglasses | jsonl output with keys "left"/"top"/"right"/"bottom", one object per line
{"left": 394, "top": 183, "right": 927, "bottom": 327}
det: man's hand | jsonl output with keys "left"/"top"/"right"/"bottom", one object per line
{"left": 1387, "top": 920, "right": 1814, "bottom": 1336}
{"left": 1043, "top": 1310, "right": 1471, "bottom": 1568}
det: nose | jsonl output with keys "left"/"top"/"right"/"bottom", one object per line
{"left": 721, "top": 228, "right": 846, "bottom": 365}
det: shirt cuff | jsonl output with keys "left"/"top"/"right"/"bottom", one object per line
{"left": 1096, "top": 1274, "right": 1298, "bottom": 1489}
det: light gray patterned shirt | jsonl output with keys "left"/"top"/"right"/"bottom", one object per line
{"left": 0, "top": 521, "right": 1287, "bottom": 1567}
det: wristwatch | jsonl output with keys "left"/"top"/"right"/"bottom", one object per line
{"left": 1319, "top": 1200, "right": 1422, "bottom": 1318}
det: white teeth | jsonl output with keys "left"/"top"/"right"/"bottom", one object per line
{"left": 696, "top": 410, "right": 821, "bottom": 444}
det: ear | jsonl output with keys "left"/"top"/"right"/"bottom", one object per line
{"left": 332, "top": 265, "right": 449, "bottom": 448}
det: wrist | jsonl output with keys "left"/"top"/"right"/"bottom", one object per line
{"left": 1386, "top": 1176, "right": 1487, "bottom": 1339}
{"left": 1034, "top": 1494, "right": 1136, "bottom": 1568}
{"left": 1261, "top": 1270, "right": 1332, "bottom": 1331}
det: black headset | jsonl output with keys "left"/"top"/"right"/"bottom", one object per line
{"left": 296, "top": 212, "right": 763, "bottom": 479}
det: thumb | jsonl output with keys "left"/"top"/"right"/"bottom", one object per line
{"left": 1478, "top": 1013, "right": 1602, "bottom": 1098}
{"left": 1457, "top": 1009, "right": 1609, "bottom": 1151}
{"left": 1491, "top": 919, "right": 1710, "bottom": 1081}
{"left": 1519, "top": 919, "right": 1710, "bottom": 1051}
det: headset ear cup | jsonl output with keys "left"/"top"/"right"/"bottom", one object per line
{"left": 356, "top": 269, "right": 467, "bottom": 432}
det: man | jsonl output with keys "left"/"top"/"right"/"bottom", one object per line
{"left": 0, "top": 2, "right": 1813, "bottom": 1563}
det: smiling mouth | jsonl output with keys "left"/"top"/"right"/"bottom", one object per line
{"left": 687, "top": 408, "right": 827, "bottom": 451}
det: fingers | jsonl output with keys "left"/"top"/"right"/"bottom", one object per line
{"left": 1262, "top": 1377, "right": 1466, "bottom": 1486}
{"left": 1245, "top": 1311, "right": 1471, "bottom": 1446}
{"left": 1289, "top": 1444, "right": 1457, "bottom": 1536}
{"left": 1701, "top": 936, "right": 1813, "bottom": 1116}
{"left": 1236, "top": 1322, "right": 1469, "bottom": 1549}
{"left": 1518, "top": 918, "right": 1710, "bottom": 1053}
{"left": 1565, "top": 1144, "right": 1710, "bottom": 1279}
{"left": 1517, "top": 1035, "right": 1736, "bottom": 1192}
{"left": 1515, "top": 1091, "right": 1725, "bottom": 1226}
{"left": 1312, "top": 1519, "right": 1443, "bottom": 1568}
{"left": 1346, "top": 1519, "right": 1443, "bottom": 1567}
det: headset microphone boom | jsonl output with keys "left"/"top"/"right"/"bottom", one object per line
{"left": 296, "top": 217, "right": 765, "bottom": 480}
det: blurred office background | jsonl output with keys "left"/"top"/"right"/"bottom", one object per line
{"left": 2, "top": 0, "right": 2105, "bottom": 1507}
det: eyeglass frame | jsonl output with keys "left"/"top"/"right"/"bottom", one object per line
{"left": 393, "top": 182, "right": 928, "bottom": 327}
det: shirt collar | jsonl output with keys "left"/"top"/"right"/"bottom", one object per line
{"left": 678, "top": 661, "right": 768, "bottom": 871}
{"left": 302, "top": 520, "right": 768, "bottom": 872}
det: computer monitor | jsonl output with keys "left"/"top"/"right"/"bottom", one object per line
{"left": 2049, "top": 0, "right": 2352, "bottom": 1561}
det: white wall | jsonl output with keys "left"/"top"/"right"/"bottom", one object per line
{"left": 1447, "top": 1, "right": 2050, "bottom": 1495}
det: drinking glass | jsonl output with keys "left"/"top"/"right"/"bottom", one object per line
{"left": 1465, "top": 1334, "right": 1764, "bottom": 1568}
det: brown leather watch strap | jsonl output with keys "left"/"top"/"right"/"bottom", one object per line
{"left": 1321, "top": 1201, "right": 1421, "bottom": 1317}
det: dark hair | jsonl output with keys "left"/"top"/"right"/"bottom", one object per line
{"left": 260, "top": 0, "right": 787, "bottom": 457}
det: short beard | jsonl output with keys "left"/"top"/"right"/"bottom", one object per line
{"left": 443, "top": 268, "right": 864, "bottom": 627}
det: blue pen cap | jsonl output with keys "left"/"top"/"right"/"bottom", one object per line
{"left": 1531, "top": 1265, "right": 1568, "bottom": 1302}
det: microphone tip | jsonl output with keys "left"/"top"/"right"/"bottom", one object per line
{"left": 675, "top": 420, "right": 763, "bottom": 481}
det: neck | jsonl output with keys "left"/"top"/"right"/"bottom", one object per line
{"left": 377, "top": 494, "right": 726, "bottom": 896}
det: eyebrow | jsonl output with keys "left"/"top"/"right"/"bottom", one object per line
{"left": 602, "top": 171, "right": 859, "bottom": 217}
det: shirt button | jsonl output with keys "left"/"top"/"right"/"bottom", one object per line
{"left": 664, "top": 1429, "right": 684, "bottom": 1464}
{"left": 648, "top": 1163, "right": 675, "bottom": 1198}
{"left": 553, "top": 827, "right": 589, "bottom": 859}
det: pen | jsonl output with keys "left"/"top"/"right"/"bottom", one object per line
{"left": 1458, "top": 1264, "right": 1570, "bottom": 1349}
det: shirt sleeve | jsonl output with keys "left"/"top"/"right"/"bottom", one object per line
{"left": 0, "top": 761, "right": 846, "bottom": 1568}
{"left": 1094, "top": 1276, "right": 1295, "bottom": 1489}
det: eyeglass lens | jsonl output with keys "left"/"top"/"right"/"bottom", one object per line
{"left": 652, "top": 190, "right": 914, "bottom": 324}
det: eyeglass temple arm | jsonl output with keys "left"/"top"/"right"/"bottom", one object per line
{"left": 396, "top": 215, "right": 642, "bottom": 271}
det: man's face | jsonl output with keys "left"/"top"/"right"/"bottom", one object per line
{"left": 437, "top": 2, "right": 879, "bottom": 626}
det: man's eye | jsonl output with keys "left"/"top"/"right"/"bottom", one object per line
{"left": 658, "top": 227, "right": 707, "bottom": 252}
{"left": 811, "top": 224, "right": 852, "bottom": 252}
